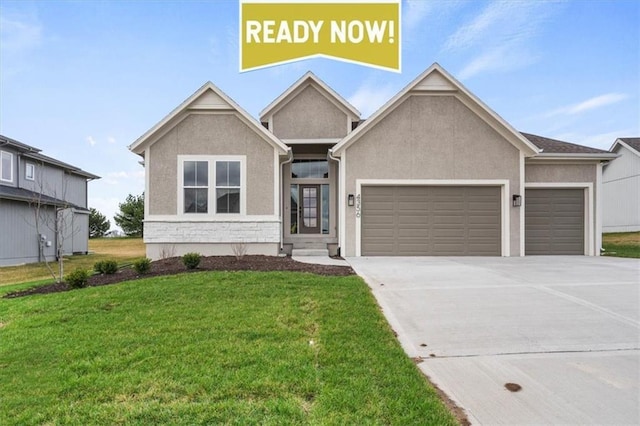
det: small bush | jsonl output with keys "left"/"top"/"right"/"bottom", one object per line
{"left": 133, "top": 258, "right": 151, "bottom": 274}
{"left": 94, "top": 259, "right": 118, "bottom": 275}
{"left": 182, "top": 252, "right": 201, "bottom": 270}
{"left": 66, "top": 268, "right": 90, "bottom": 289}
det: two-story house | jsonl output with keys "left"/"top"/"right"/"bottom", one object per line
{"left": 0, "top": 134, "right": 100, "bottom": 266}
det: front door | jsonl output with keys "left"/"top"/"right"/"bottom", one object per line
{"left": 300, "top": 184, "right": 321, "bottom": 234}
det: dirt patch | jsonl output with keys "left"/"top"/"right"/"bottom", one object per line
{"left": 3, "top": 255, "right": 354, "bottom": 299}
{"left": 505, "top": 383, "right": 522, "bottom": 392}
{"left": 603, "top": 232, "right": 640, "bottom": 246}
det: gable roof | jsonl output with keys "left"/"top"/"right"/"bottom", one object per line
{"left": 129, "top": 82, "right": 289, "bottom": 155}
{"left": 0, "top": 134, "right": 99, "bottom": 179}
{"left": 610, "top": 137, "right": 640, "bottom": 156}
{"left": 331, "top": 63, "right": 540, "bottom": 156}
{"left": 259, "top": 71, "right": 360, "bottom": 121}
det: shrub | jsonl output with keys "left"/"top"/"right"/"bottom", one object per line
{"left": 66, "top": 268, "right": 90, "bottom": 289}
{"left": 182, "top": 252, "right": 201, "bottom": 270}
{"left": 133, "top": 258, "right": 151, "bottom": 275}
{"left": 94, "top": 259, "right": 118, "bottom": 275}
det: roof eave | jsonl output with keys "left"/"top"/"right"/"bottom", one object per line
{"left": 610, "top": 139, "right": 640, "bottom": 157}
{"left": 129, "top": 82, "right": 289, "bottom": 155}
{"left": 529, "top": 153, "right": 620, "bottom": 161}
{"left": 333, "top": 63, "right": 541, "bottom": 156}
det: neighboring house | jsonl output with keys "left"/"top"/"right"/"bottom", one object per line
{"left": 129, "top": 63, "right": 616, "bottom": 259}
{"left": 603, "top": 138, "right": 640, "bottom": 232}
{"left": 0, "top": 134, "right": 99, "bottom": 266}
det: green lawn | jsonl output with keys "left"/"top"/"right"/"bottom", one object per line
{"left": 602, "top": 232, "right": 640, "bottom": 258}
{"left": 0, "top": 271, "right": 458, "bottom": 425}
{"left": 0, "top": 237, "right": 145, "bottom": 286}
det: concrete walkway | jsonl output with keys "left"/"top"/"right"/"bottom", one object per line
{"left": 348, "top": 256, "right": 640, "bottom": 425}
{"left": 291, "top": 255, "right": 349, "bottom": 266}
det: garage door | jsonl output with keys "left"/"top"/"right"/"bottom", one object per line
{"left": 525, "top": 188, "right": 584, "bottom": 255}
{"left": 361, "top": 186, "right": 501, "bottom": 256}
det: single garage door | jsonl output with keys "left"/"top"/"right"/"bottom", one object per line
{"left": 361, "top": 186, "right": 501, "bottom": 256}
{"left": 525, "top": 188, "right": 584, "bottom": 255}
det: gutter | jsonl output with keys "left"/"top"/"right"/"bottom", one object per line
{"left": 327, "top": 148, "right": 341, "bottom": 255}
{"left": 529, "top": 153, "right": 619, "bottom": 161}
{"left": 279, "top": 148, "right": 293, "bottom": 251}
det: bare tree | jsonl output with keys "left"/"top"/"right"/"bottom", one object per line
{"left": 28, "top": 166, "right": 79, "bottom": 283}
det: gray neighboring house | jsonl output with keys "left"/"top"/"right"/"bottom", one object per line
{"left": 129, "top": 63, "right": 616, "bottom": 259}
{"left": 0, "top": 134, "right": 100, "bottom": 266}
{"left": 603, "top": 138, "right": 640, "bottom": 232}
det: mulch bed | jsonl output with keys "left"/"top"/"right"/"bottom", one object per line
{"left": 4, "top": 255, "right": 355, "bottom": 299}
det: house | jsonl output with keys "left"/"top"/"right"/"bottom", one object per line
{"left": 0, "top": 134, "right": 99, "bottom": 266}
{"left": 603, "top": 138, "right": 640, "bottom": 232}
{"left": 129, "top": 63, "right": 616, "bottom": 259}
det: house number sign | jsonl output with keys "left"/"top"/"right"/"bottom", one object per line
{"left": 355, "top": 194, "right": 361, "bottom": 218}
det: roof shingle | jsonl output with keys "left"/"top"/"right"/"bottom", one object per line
{"left": 520, "top": 132, "right": 610, "bottom": 154}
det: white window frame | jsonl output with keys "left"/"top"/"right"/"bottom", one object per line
{"left": 0, "top": 151, "right": 13, "bottom": 183}
{"left": 177, "top": 155, "right": 247, "bottom": 216}
{"left": 25, "top": 162, "right": 35, "bottom": 181}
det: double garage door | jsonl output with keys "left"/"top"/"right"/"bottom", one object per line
{"left": 360, "top": 186, "right": 585, "bottom": 256}
{"left": 361, "top": 186, "right": 501, "bottom": 256}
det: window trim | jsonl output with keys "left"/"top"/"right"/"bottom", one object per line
{"left": 25, "top": 162, "right": 35, "bottom": 181}
{"left": 0, "top": 151, "right": 13, "bottom": 183}
{"left": 177, "top": 155, "right": 246, "bottom": 216}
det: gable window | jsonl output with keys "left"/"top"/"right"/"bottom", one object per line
{"left": 25, "top": 163, "right": 35, "bottom": 181}
{"left": 1, "top": 151, "right": 13, "bottom": 183}
{"left": 179, "top": 156, "right": 245, "bottom": 215}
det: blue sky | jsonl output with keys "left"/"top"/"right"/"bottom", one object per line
{"left": 1, "top": 0, "right": 638, "bottom": 229}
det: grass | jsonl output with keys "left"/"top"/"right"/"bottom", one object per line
{"left": 0, "top": 271, "right": 458, "bottom": 425}
{"left": 0, "top": 237, "right": 145, "bottom": 286}
{"left": 602, "top": 232, "right": 640, "bottom": 258}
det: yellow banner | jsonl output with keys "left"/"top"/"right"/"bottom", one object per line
{"left": 240, "top": 0, "right": 401, "bottom": 72}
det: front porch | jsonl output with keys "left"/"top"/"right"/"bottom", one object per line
{"left": 281, "top": 144, "right": 339, "bottom": 255}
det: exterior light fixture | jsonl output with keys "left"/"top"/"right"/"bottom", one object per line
{"left": 348, "top": 194, "right": 355, "bottom": 206}
{"left": 512, "top": 194, "right": 522, "bottom": 207}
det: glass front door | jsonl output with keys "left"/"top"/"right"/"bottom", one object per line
{"left": 299, "top": 184, "right": 320, "bottom": 234}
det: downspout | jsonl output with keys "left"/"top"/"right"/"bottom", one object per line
{"left": 327, "top": 148, "right": 341, "bottom": 256}
{"left": 279, "top": 148, "right": 293, "bottom": 251}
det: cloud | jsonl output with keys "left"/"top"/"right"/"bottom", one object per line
{"left": 348, "top": 83, "right": 398, "bottom": 118}
{"left": 0, "top": 12, "right": 42, "bottom": 53}
{"left": 446, "top": 1, "right": 562, "bottom": 79}
{"left": 546, "top": 93, "right": 629, "bottom": 117}
{"left": 86, "top": 136, "right": 97, "bottom": 146}
{"left": 458, "top": 43, "right": 538, "bottom": 80}
{"left": 403, "top": 0, "right": 433, "bottom": 31}
{"left": 107, "top": 136, "right": 116, "bottom": 144}
{"left": 103, "top": 170, "right": 145, "bottom": 185}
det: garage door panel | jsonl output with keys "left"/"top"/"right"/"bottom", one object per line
{"left": 525, "top": 188, "right": 584, "bottom": 255}
{"left": 361, "top": 186, "right": 501, "bottom": 256}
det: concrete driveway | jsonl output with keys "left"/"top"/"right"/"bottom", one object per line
{"left": 347, "top": 256, "right": 640, "bottom": 425}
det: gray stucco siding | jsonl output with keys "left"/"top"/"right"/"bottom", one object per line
{"left": 525, "top": 163, "right": 597, "bottom": 183}
{"left": 148, "top": 113, "right": 276, "bottom": 216}
{"left": 344, "top": 95, "right": 522, "bottom": 257}
{"left": 272, "top": 85, "right": 348, "bottom": 139}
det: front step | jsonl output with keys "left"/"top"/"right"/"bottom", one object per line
{"left": 291, "top": 249, "right": 329, "bottom": 257}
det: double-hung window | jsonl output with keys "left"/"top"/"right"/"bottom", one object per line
{"left": 1, "top": 151, "right": 13, "bottom": 183}
{"left": 180, "top": 156, "right": 244, "bottom": 215}
{"left": 183, "top": 161, "right": 209, "bottom": 213}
